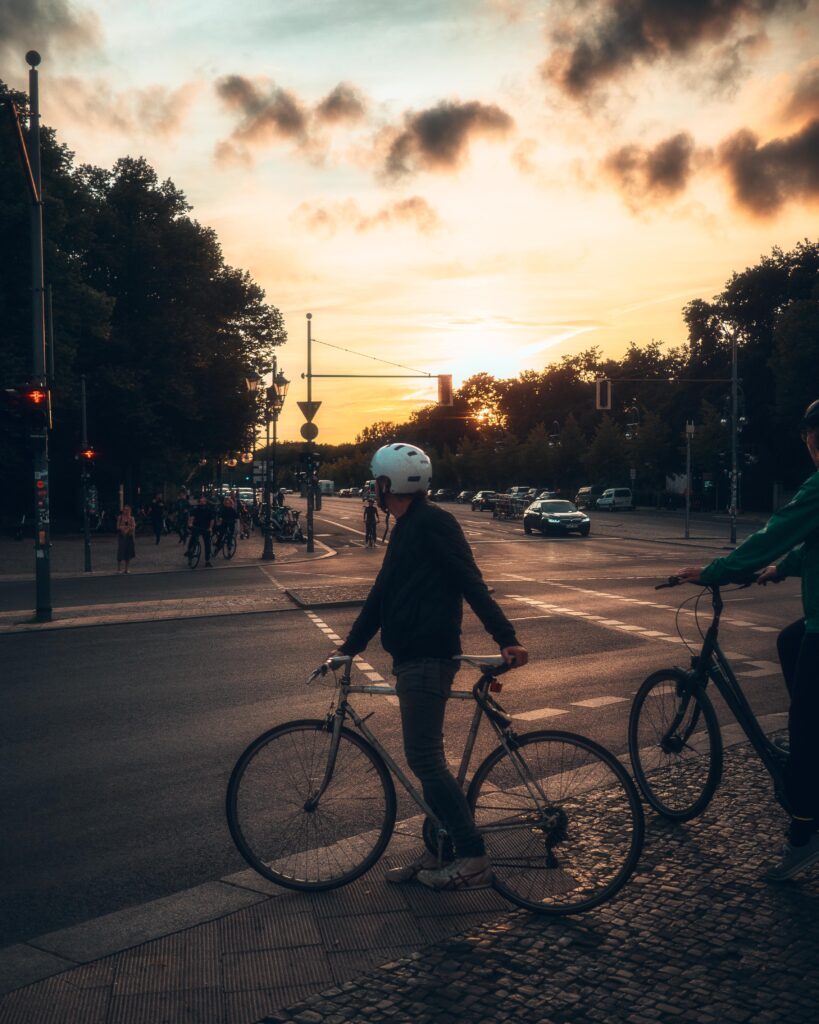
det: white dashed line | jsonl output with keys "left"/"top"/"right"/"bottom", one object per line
{"left": 513, "top": 707, "right": 570, "bottom": 721}
{"left": 571, "top": 696, "right": 629, "bottom": 708}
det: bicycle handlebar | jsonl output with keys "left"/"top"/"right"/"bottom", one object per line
{"left": 655, "top": 572, "right": 761, "bottom": 591}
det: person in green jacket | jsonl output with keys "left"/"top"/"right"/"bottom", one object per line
{"left": 679, "top": 399, "right": 819, "bottom": 881}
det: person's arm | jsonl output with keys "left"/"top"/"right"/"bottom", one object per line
{"left": 426, "top": 510, "right": 520, "bottom": 652}
{"left": 776, "top": 543, "right": 805, "bottom": 579}
{"left": 337, "top": 566, "right": 386, "bottom": 656}
{"left": 700, "top": 474, "right": 819, "bottom": 585}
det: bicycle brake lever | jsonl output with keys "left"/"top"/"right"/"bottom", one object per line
{"left": 656, "top": 576, "right": 681, "bottom": 590}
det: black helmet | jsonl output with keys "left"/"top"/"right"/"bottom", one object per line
{"left": 802, "top": 400, "right": 819, "bottom": 431}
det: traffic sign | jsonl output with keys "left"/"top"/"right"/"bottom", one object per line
{"left": 301, "top": 422, "right": 319, "bottom": 440}
{"left": 297, "top": 400, "right": 321, "bottom": 422}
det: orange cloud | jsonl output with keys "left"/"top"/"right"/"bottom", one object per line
{"left": 293, "top": 196, "right": 441, "bottom": 235}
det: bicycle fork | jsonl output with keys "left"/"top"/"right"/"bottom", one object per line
{"left": 303, "top": 712, "right": 346, "bottom": 811}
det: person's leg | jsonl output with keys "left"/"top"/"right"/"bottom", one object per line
{"left": 203, "top": 531, "right": 212, "bottom": 564}
{"left": 396, "top": 659, "right": 484, "bottom": 858}
{"left": 765, "top": 630, "right": 819, "bottom": 880}
{"left": 777, "top": 619, "right": 805, "bottom": 697}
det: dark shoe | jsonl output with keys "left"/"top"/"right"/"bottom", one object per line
{"left": 417, "top": 855, "right": 493, "bottom": 891}
{"left": 762, "top": 830, "right": 819, "bottom": 881}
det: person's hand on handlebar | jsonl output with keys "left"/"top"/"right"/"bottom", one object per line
{"left": 677, "top": 565, "right": 706, "bottom": 584}
{"left": 757, "top": 564, "right": 784, "bottom": 585}
{"left": 501, "top": 644, "right": 528, "bottom": 668}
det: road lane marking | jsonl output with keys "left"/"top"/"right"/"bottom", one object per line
{"left": 571, "top": 696, "right": 628, "bottom": 708}
{"left": 742, "top": 660, "right": 780, "bottom": 677}
{"left": 513, "top": 707, "right": 570, "bottom": 721}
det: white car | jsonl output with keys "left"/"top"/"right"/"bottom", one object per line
{"left": 596, "top": 487, "right": 634, "bottom": 511}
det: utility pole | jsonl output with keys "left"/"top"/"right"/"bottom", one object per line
{"left": 18, "top": 51, "right": 52, "bottom": 621}
{"left": 81, "top": 376, "right": 92, "bottom": 571}
{"left": 305, "top": 313, "right": 315, "bottom": 553}
{"left": 729, "top": 327, "right": 739, "bottom": 547}
{"left": 684, "top": 421, "right": 694, "bottom": 540}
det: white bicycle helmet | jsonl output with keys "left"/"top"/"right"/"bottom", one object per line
{"left": 370, "top": 443, "right": 432, "bottom": 495}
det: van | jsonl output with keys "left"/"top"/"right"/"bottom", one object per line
{"left": 318, "top": 479, "right": 335, "bottom": 496}
{"left": 596, "top": 487, "right": 634, "bottom": 511}
{"left": 574, "top": 485, "right": 605, "bottom": 509}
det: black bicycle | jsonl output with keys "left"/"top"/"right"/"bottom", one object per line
{"left": 628, "top": 576, "right": 789, "bottom": 821}
{"left": 213, "top": 525, "right": 237, "bottom": 560}
{"left": 186, "top": 536, "right": 202, "bottom": 569}
{"left": 227, "top": 654, "right": 644, "bottom": 915}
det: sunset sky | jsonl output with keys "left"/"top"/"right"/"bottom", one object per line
{"left": 2, "top": 1, "right": 818, "bottom": 443}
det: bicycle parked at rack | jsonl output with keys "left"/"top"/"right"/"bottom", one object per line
{"left": 227, "top": 653, "right": 644, "bottom": 915}
{"left": 628, "top": 575, "right": 790, "bottom": 821}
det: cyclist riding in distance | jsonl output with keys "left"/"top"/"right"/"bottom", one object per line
{"left": 216, "top": 495, "right": 238, "bottom": 549}
{"left": 678, "top": 399, "right": 819, "bottom": 881}
{"left": 363, "top": 497, "right": 379, "bottom": 545}
{"left": 334, "top": 442, "right": 528, "bottom": 891}
{"left": 187, "top": 494, "right": 215, "bottom": 568}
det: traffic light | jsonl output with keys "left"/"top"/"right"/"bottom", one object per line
{"left": 437, "top": 374, "right": 453, "bottom": 407}
{"left": 78, "top": 447, "right": 96, "bottom": 462}
{"left": 595, "top": 379, "right": 611, "bottom": 411}
{"left": 16, "top": 383, "right": 51, "bottom": 431}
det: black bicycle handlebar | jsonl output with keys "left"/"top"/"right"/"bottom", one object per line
{"left": 655, "top": 571, "right": 762, "bottom": 591}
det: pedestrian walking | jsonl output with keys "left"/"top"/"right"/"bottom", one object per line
{"left": 382, "top": 508, "right": 391, "bottom": 543}
{"left": 149, "top": 493, "right": 165, "bottom": 544}
{"left": 116, "top": 505, "right": 136, "bottom": 573}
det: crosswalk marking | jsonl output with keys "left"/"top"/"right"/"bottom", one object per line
{"left": 571, "top": 696, "right": 628, "bottom": 708}
{"left": 514, "top": 707, "right": 570, "bottom": 721}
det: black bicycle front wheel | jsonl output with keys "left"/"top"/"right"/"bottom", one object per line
{"left": 629, "top": 669, "right": 723, "bottom": 821}
{"left": 187, "top": 539, "right": 201, "bottom": 569}
{"left": 223, "top": 533, "right": 237, "bottom": 559}
{"left": 226, "top": 720, "right": 397, "bottom": 891}
{"left": 469, "top": 731, "right": 644, "bottom": 915}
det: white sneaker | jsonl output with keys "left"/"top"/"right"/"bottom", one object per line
{"left": 762, "top": 830, "right": 819, "bottom": 881}
{"left": 384, "top": 850, "right": 447, "bottom": 883}
{"left": 416, "top": 855, "right": 493, "bottom": 891}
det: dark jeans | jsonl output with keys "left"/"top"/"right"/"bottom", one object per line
{"left": 777, "top": 619, "right": 819, "bottom": 819}
{"left": 394, "top": 658, "right": 485, "bottom": 859}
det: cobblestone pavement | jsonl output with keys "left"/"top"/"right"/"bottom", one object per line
{"left": 1, "top": 738, "right": 816, "bottom": 1024}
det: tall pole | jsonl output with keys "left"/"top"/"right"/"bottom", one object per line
{"left": 81, "top": 376, "right": 92, "bottom": 571}
{"left": 27, "top": 52, "right": 51, "bottom": 621}
{"left": 729, "top": 327, "right": 738, "bottom": 547}
{"left": 684, "top": 421, "right": 694, "bottom": 541}
{"left": 306, "top": 313, "right": 315, "bottom": 553}
{"left": 261, "top": 352, "right": 276, "bottom": 561}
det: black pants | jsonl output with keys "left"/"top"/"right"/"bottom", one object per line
{"left": 777, "top": 619, "right": 819, "bottom": 818}
{"left": 188, "top": 529, "right": 211, "bottom": 563}
{"left": 394, "top": 658, "right": 485, "bottom": 859}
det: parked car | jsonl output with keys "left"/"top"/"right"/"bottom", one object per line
{"left": 507, "top": 485, "right": 532, "bottom": 499}
{"left": 523, "top": 499, "right": 590, "bottom": 536}
{"left": 574, "top": 485, "right": 605, "bottom": 509}
{"left": 596, "top": 487, "right": 634, "bottom": 511}
{"left": 456, "top": 490, "right": 475, "bottom": 504}
{"left": 471, "top": 490, "right": 498, "bottom": 511}
{"left": 536, "top": 490, "right": 557, "bottom": 500}
{"left": 431, "top": 488, "right": 457, "bottom": 502}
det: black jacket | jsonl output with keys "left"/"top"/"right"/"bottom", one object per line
{"left": 339, "top": 497, "right": 519, "bottom": 666}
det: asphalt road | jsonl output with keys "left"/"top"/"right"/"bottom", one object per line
{"left": 0, "top": 497, "right": 800, "bottom": 946}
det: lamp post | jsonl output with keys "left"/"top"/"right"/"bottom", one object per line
{"left": 247, "top": 361, "right": 288, "bottom": 561}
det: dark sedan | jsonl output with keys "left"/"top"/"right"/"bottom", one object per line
{"left": 471, "top": 490, "right": 498, "bottom": 511}
{"left": 523, "top": 499, "right": 590, "bottom": 536}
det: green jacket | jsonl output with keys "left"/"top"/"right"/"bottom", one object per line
{"left": 700, "top": 469, "right": 819, "bottom": 633}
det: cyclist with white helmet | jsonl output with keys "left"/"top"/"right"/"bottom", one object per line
{"left": 679, "top": 399, "right": 819, "bottom": 880}
{"left": 336, "top": 442, "right": 528, "bottom": 891}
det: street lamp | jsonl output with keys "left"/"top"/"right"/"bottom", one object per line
{"left": 260, "top": 360, "right": 289, "bottom": 561}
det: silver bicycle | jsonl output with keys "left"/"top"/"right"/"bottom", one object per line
{"left": 227, "top": 654, "right": 644, "bottom": 915}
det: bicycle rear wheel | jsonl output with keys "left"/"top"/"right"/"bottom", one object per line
{"left": 227, "top": 720, "right": 397, "bottom": 891}
{"left": 469, "top": 731, "right": 644, "bottom": 915}
{"left": 629, "top": 669, "right": 722, "bottom": 821}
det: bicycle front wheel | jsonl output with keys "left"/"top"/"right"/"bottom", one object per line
{"left": 469, "top": 731, "right": 644, "bottom": 915}
{"left": 226, "top": 721, "right": 397, "bottom": 891}
{"left": 629, "top": 669, "right": 722, "bottom": 821}
{"left": 187, "top": 539, "right": 201, "bottom": 568}
{"left": 223, "top": 533, "right": 237, "bottom": 559}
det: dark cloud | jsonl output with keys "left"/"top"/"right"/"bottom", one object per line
{"left": 294, "top": 196, "right": 441, "bottom": 235}
{"left": 0, "top": 0, "right": 101, "bottom": 70}
{"left": 719, "top": 119, "right": 819, "bottom": 215}
{"left": 544, "top": 0, "right": 805, "bottom": 98}
{"left": 315, "top": 83, "right": 368, "bottom": 124}
{"left": 603, "top": 132, "right": 698, "bottom": 206}
{"left": 215, "top": 74, "right": 308, "bottom": 159}
{"left": 782, "top": 60, "right": 819, "bottom": 123}
{"left": 383, "top": 100, "right": 514, "bottom": 178}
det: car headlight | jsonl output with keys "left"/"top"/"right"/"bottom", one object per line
{"left": 547, "top": 517, "right": 560, "bottom": 523}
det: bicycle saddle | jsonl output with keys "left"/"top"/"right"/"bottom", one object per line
{"left": 454, "top": 654, "right": 506, "bottom": 669}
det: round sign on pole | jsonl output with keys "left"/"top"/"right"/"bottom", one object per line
{"left": 301, "top": 422, "right": 319, "bottom": 440}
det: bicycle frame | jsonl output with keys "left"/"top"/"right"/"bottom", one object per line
{"left": 308, "top": 664, "right": 541, "bottom": 834}
{"left": 686, "top": 585, "right": 787, "bottom": 786}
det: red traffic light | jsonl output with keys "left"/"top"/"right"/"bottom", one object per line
{"left": 18, "top": 385, "right": 48, "bottom": 405}
{"left": 79, "top": 447, "right": 96, "bottom": 461}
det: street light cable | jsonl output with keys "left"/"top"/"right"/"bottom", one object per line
{"left": 312, "top": 338, "right": 432, "bottom": 377}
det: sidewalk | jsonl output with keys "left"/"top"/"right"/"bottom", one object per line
{"left": 1, "top": 722, "right": 816, "bottom": 1024}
